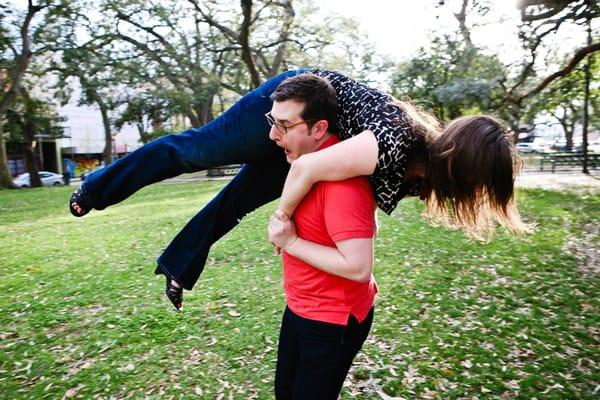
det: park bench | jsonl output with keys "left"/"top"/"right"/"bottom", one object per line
{"left": 539, "top": 153, "right": 600, "bottom": 173}
{"left": 207, "top": 164, "right": 242, "bottom": 177}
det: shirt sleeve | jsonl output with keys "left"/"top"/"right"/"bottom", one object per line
{"left": 360, "top": 102, "right": 417, "bottom": 180}
{"left": 322, "top": 178, "right": 376, "bottom": 242}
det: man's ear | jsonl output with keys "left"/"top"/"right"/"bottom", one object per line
{"left": 311, "top": 120, "right": 329, "bottom": 139}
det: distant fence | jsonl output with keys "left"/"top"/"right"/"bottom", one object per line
{"left": 539, "top": 153, "right": 600, "bottom": 173}
{"left": 207, "top": 164, "right": 242, "bottom": 177}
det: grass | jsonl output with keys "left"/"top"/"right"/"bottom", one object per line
{"left": 0, "top": 181, "right": 598, "bottom": 399}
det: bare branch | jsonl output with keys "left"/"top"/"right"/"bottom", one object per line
{"left": 266, "top": 0, "right": 294, "bottom": 77}
{"left": 187, "top": 0, "right": 238, "bottom": 42}
{"left": 115, "top": 30, "right": 186, "bottom": 88}
{"left": 115, "top": 11, "right": 183, "bottom": 66}
{"left": 454, "top": 0, "right": 473, "bottom": 48}
{"left": 239, "top": 0, "right": 261, "bottom": 87}
{"left": 513, "top": 42, "right": 600, "bottom": 105}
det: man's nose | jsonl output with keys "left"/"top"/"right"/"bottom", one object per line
{"left": 268, "top": 125, "right": 280, "bottom": 142}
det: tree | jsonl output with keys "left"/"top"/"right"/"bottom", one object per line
{"left": 0, "top": 1, "right": 51, "bottom": 188}
{"left": 392, "top": 0, "right": 599, "bottom": 134}
{"left": 391, "top": 36, "right": 506, "bottom": 120}
{"left": 525, "top": 56, "right": 599, "bottom": 150}
{"left": 391, "top": 1, "right": 507, "bottom": 121}
{"left": 54, "top": 45, "right": 121, "bottom": 165}
{"left": 37, "top": 0, "right": 126, "bottom": 166}
{"left": 114, "top": 93, "right": 171, "bottom": 144}
{"left": 98, "top": 0, "right": 383, "bottom": 131}
{"left": 504, "top": 0, "right": 599, "bottom": 106}
{"left": 283, "top": 5, "right": 392, "bottom": 84}
{"left": 4, "top": 86, "right": 64, "bottom": 187}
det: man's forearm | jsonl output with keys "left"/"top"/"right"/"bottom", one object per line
{"left": 284, "top": 237, "right": 373, "bottom": 283}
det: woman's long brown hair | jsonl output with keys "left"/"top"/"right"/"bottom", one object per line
{"left": 394, "top": 101, "right": 532, "bottom": 240}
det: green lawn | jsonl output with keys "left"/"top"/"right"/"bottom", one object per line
{"left": 0, "top": 182, "right": 598, "bottom": 399}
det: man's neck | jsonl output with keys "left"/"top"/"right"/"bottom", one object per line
{"left": 314, "top": 132, "right": 334, "bottom": 150}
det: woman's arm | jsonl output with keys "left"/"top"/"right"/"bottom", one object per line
{"left": 277, "top": 130, "right": 379, "bottom": 217}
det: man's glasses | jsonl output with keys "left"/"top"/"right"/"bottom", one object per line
{"left": 265, "top": 112, "right": 315, "bottom": 135}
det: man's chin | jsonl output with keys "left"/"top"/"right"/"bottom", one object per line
{"left": 285, "top": 152, "right": 296, "bottom": 163}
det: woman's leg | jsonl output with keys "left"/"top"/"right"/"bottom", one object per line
{"left": 156, "top": 153, "right": 289, "bottom": 289}
{"left": 76, "top": 69, "right": 305, "bottom": 211}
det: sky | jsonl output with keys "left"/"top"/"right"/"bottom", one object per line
{"left": 316, "top": 0, "right": 595, "bottom": 76}
{"left": 317, "top": 0, "right": 523, "bottom": 62}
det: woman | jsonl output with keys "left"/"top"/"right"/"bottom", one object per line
{"left": 69, "top": 69, "right": 529, "bottom": 310}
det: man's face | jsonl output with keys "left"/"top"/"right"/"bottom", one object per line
{"left": 268, "top": 100, "right": 318, "bottom": 164}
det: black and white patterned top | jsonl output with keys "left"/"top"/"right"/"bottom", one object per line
{"left": 309, "top": 69, "right": 422, "bottom": 215}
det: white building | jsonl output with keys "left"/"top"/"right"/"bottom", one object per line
{"left": 59, "top": 100, "right": 142, "bottom": 156}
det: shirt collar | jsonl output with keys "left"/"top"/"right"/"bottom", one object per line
{"left": 316, "top": 134, "right": 340, "bottom": 151}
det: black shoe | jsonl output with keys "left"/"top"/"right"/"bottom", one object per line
{"left": 69, "top": 187, "right": 91, "bottom": 217}
{"left": 165, "top": 276, "right": 183, "bottom": 311}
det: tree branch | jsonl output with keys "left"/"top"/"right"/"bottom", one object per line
{"left": 187, "top": 0, "right": 238, "bottom": 42}
{"left": 513, "top": 42, "right": 600, "bottom": 105}
{"left": 239, "top": 0, "right": 261, "bottom": 87}
{"left": 0, "top": 1, "right": 45, "bottom": 119}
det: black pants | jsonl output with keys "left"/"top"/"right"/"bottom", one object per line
{"left": 275, "top": 306, "right": 374, "bottom": 399}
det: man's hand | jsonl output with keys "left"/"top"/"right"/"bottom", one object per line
{"left": 268, "top": 209, "right": 297, "bottom": 255}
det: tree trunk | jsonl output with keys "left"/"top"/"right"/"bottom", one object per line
{"left": 23, "top": 121, "right": 41, "bottom": 187}
{"left": 556, "top": 110, "right": 573, "bottom": 151}
{"left": 582, "top": 0, "right": 592, "bottom": 174}
{"left": 200, "top": 97, "right": 214, "bottom": 124}
{"left": 567, "top": 121, "right": 574, "bottom": 152}
{"left": 0, "top": 2, "right": 44, "bottom": 188}
{"left": 0, "top": 121, "right": 14, "bottom": 188}
{"left": 99, "top": 104, "right": 112, "bottom": 165}
{"left": 454, "top": 0, "right": 473, "bottom": 48}
{"left": 187, "top": 110, "right": 201, "bottom": 128}
{"left": 239, "top": 0, "right": 261, "bottom": 88}
{"left": 137, "top": 123, "right": 150, "bottom": 145}
{"left": 267, "top": 0, "right": 295, "bottom": 77}
{"left": 191, "top": 96, "right": 215, "bottom": 127}
{"left": 0, "top": 2, "right": 43, "bottom": 123}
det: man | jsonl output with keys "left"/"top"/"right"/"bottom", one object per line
{"left": 267, "top": 74, "right": 377, "bottom": 399}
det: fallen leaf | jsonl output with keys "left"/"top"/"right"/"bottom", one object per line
{"left": 377, "top": 390, "right": 407, "bottom": 400}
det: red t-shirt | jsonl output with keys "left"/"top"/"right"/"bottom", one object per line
{"left": 282, "top": 135, "right": 378, "bottom": 326}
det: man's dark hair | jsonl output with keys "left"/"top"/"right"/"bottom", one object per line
{"left": 270, "top": 73, "right": 338, "bottom": 132}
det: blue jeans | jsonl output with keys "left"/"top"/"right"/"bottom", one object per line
{"left": 82, "top": 69, "right": 306, "bottom": 289}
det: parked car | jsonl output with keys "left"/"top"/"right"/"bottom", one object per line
{"left": 13, "top": 171, "right": 64, "bottom": 187}
{"left": 80, "top": 166, "right": 105, "bottom": 181}
{"left": 588, "top": 140, "right": 600, "bottom": 153}
{"left": 516, "top": 142, "right": 535, "bottom": 153}
{"left": 553, "top": 140, "right": 583, "bottom": 152}
{"left": 516, "top": 138, "right": 551, "bottom": 153}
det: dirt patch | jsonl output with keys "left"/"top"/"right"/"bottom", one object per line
{"left": 516, "top": 169, "right": 600, "bottom": 193}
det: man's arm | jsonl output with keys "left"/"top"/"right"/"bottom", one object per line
{"left": 268, "top": 214, "right": 374, "bottom": 283}
{"left": 286, "top": 236, "right": 374, "bottom": 283}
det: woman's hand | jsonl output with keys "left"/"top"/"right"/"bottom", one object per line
{"left": 268, "top": 209, "right": 298, "bottom": 255}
